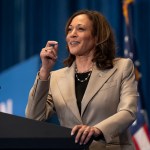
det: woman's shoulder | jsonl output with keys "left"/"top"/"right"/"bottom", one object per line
{"left": 113, "top": 57, "right": 134, "bottom": 73}
{"left": 113, "top": 57, "right": 134, "bottom": 66}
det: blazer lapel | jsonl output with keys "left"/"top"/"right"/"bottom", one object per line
{"left": 57, "top": 64, "right": 82, "bottom": 123}
{"left": 81, "top": 65, "right": 117, "bottom": 116}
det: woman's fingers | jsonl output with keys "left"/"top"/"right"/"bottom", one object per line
{"left": 44, "top": 47, "right": 57, "bottom": 60}
{"left": 45, "top": 41, "right": 58, "bottom": 51}
{"left": 41, "top": 46, "right": 57, "bottom": 61}
{"left": 46, "top": 40, "right": 58, "bottom": 46}
{"left": 82, "top": 130, "right": 94, "bottom": 144}
{"left": 71, "top": 125, "right": 96, "bottom": 145}
{"left": 71, "top": 125, "right": 82, "bottom": 136}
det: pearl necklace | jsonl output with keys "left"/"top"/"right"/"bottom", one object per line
{"left": 75, "top": 65, "right": 93, "bottom": 83}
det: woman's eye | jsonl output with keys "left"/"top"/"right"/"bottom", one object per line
{"left": 67, "top": 28, "right": 72, "bottom": 32}
{"left": 78, "top": 28, "right": 85, "bottom": 31}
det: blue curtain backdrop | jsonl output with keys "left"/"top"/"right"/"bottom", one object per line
{"left": 0, "top": 0, "right": 150, "bottom": 126}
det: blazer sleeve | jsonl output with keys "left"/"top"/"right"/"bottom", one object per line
{"left": 94, "top": 58, "right": 139, "bottom": 143}
{"left": 25, "top": 73, "right": 55, "bottom": 121}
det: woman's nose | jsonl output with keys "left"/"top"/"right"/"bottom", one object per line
{"left": 70, "top": 29, "right": 77, "bottom": 37}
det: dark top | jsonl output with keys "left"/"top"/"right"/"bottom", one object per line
{"left": 75, "top": 72, "right": 91, "bottom": 114}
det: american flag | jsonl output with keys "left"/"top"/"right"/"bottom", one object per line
{"left": 122, "top": 0, "right": 150, "bottom": 149}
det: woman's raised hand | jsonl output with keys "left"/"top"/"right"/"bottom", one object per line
{"left": 39, "top": 41, "right": 58, "bottom": 80}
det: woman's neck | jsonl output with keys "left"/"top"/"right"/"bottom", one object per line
{"left": 75, "top": 59, "right": 94, "bottom": 73}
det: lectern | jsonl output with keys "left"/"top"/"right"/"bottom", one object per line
{"left": 0, "top": 112, "right": 91, "bottom": 149}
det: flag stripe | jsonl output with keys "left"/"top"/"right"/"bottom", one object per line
{"left": 134, "top": 125, "right": 150, "bottom": 150}
{"left": 143, "top": 124, "right": 150, "bottom": 141}
{"left": 132, "top": 136, "right": 140, "bottom": 150}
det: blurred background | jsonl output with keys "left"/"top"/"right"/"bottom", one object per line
{"left": 0, "top": 0, "right": 150, "bottom": 149}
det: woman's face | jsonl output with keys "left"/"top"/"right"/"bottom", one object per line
{"left": 66, "top": 14, "right": 96, "bottom": 57}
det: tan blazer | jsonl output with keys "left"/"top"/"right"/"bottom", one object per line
{"left": 26, "top": 58, "right": 138, "bottom": 150}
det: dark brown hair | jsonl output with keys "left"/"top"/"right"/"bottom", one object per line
{"left": 64, "top": 9, "right": 116, "bottom": 70}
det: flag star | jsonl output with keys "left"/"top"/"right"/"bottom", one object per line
{"left": 124, "top": 49, "right": 129, "bottom": 56}
{"left": 132, "top": 120, "right": 137, "bottom": 126}
{"left": 124, "top": 36, "right": 129, "bottom": 43}
{"left": 135, "top": 60, "right": 140, "bottom": 67}
{"left": 129, "top": 52, "right": 133, "bottom": 58}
